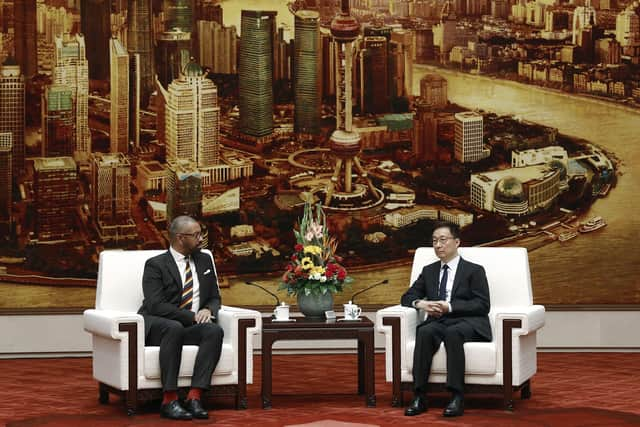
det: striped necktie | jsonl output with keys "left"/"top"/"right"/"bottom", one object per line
{"left": 179, "top": 256, "right": 193, "bottom": 310}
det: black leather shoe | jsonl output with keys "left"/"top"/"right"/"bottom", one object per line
{"left": 443, "top": 394, "right": 464, "bottom": 417}
{"left": 404, "top": 395, "right": 427, "bottom": 416}
{"left": 160, "top": 400, "right": 192, "bottom": 420}
{"left": 185, "top": 399, "right": 209, "bottom": 419}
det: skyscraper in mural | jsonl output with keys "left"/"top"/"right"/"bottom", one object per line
{"left": 129, "top": 53, "right": 141, "bottom": 150}
{"left": 53, "top": 34, "right": 90, "bottom": 154}
{"left": 166, "top": 161, "right": 202, "bottom": 222}
{"left": 239, "top": 10, "right": 275, "bottom": 137}
{"left": 163, "top": 60, "right": 220, "bottom": 168}
{"left": 13, "top": 0, "right": 37, "bottom": 78}
{"left": 294, "top": 10, "right": 321, "bottom": 137}
{"left": 81, "top": 0, "right": 111, "bottom": 80}
{"left": 454, "top": 111, "right": 488, "bottom": 163}
{"left": 420, "top": 73, "right": 448, "bottom": 108}
{"left": 361, "top": 36, "right": 389, "bottom": 114}
{"left": 165, "top": 0, "right": 192, "bottom": 31}
{"left": 42, "top": 84, "right": 75, "bottom": 157}
{"left": 0, "top": 58, "right": 25, "bottom": 176}
{"left": 33, "top": 157, "right": 77, "bottom": 241}
{"left": 156, "top": 0, "right": 192, "bottom": 89}
{"left": 90, "top": 152, "right": 137, "bottom": 241}
{"left": 110, "top": 37, "right": 129, "bottom": 153}
{"left": 0, "top": 132, "right": 12, "bottom": 235}
{"left": 197, "top": 20, "right": 237, "bottom": 74}
{"left": 127, "top": 0, "right": 154, "bottom": 107}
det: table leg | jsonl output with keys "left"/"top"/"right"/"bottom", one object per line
{"left": 357, "top": 339, "right": 364, "bottom": 395}
{"left": 358, "top": 329, "right": 376, "bottom": 407}
{"left": 261, "top": 331, "right": 275, "bottom": 409}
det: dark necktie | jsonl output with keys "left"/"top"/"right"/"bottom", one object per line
{"left": 438, "top": 264, "right": 449, "bottom": 301}
{"left": 179, "top": 256, "right": 193, "bottom": 310}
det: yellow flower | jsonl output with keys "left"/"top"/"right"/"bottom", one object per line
{"left": 304, "top": 245, "right": 322, "bottom": 256}
{"left": 301, "top": 257, "right": 314, "bottom": 270}
{"left": 310, "top": 265, "right": 326, "bottom": 276}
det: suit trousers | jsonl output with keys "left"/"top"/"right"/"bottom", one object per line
{"left": 412, "top": 318, "right": 482, "bottom": 395}
{"left": 145, "top": 316, "right": 224, "bottom": 391}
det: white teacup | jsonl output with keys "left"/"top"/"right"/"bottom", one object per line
{"left": 343, "top": 301, "right": 362, "bottom": 320}
{"left": 274, "top": 302, "right": 289, "bottom": 321}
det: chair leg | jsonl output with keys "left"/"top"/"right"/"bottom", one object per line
{"left": 521, "top": 380, "right": 532, "bottom": 400}
{"left": 125, "top": 390, "right": 137, "bottom": 416}
{"left": 391, "top": 391, "right": 402, "bottom": 408}
{"left": 98, "top": 383, "right": 109, "bottom": 404}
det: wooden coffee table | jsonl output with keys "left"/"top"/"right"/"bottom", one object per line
{"left": 261, "top": 316, "right": 376, "bottom": 409}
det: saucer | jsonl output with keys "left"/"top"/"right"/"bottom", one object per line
{"left": 338, "top": 317, "right": 362, "bottom": 322}
{"left": 272, "top": 318, "right": 296, "bottom": 322}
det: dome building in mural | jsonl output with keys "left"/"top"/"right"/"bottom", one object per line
{"left": 493, "top": 176, "right": 528, "bottom": 215}
{"left": 471, "top": 165, "right": 561, "bottom": 216}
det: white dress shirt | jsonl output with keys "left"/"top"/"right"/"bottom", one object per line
{"left": 440, "top": 255, "right": 460, "bottom": 312}
{"left": 170, "top": 246, "right": 200, "bottom": 313}
{"left": 413, "top": 255, "right": 460, "bottom": 314}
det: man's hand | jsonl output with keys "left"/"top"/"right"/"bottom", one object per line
{"left": 195, "top": 308, "right": 212, "bottom": 324}
{"left": 415, "top": 300, "right": 449, "bottom": 318}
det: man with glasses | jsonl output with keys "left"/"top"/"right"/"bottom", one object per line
{"left": 401, "top": 221, "right": 491, "bottom": 417}
{"left": 138, "top": 215, "right": 223, "bottom": 420}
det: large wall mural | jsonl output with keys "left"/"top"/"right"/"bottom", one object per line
{"left": 0, "top": 0, "right": 638, "bottom": 311}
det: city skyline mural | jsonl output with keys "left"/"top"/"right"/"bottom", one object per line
{"left": 0, "top": 0, "right": 638, "bottom": 311}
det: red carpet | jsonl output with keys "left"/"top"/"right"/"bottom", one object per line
{"left": 1, "top": 353, "right": 639, "bottom": 426}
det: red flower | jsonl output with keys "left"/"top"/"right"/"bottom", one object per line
{"left": 294, "top": 244, "right": 303, "bottom": 252}
{"left": 325, "top": 263, "right": 336, "bottom": 274}
{"left": 337, "top": 269, "right": 346, "bottom": 280}
{"left": 291, "top": 254, "right": 298, "bottom": 261}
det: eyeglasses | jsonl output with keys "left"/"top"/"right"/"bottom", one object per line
{"left": 432, "top": 236, "right": 455, "bottom": 246}
{"left": 179, "top": 231, "right": 202, "bottom": 239}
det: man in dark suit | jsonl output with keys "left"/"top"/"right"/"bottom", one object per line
{"left": 138, "top": 215, "right": 224, "bottom": 420}
{"left": 401, "top": 221, "right": 491, "bottom": 417}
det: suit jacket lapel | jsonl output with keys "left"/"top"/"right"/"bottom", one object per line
{"left": 193, "top": 252, "right": 208, "bottom": 300}
{"left": 430, "top": 262, "right": 440, "bottom": 299}
{"left": 164, "top": 251, "right": 182, "bottom": 290}
{"left": 450, "top": 257, "right": 466, "bottom": 300}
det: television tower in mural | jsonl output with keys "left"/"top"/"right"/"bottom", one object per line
{"left": 323, "top": 0, "right": 382, "bottom": 210}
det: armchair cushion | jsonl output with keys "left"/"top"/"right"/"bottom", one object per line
{"left": 143, "top": 344, "right": 234, "bottom": 379}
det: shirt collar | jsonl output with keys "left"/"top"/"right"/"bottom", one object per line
{"left": 169, "top": 246, "right": 189, "bottom": 264}
{"left": 441, "top": 255, "right": 460, "bottom": 271}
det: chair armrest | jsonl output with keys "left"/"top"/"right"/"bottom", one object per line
{"left": 217, "top": 305, "right": 262, "bottom": 340}
{"left": 494, "top": 305, "right": 545, "bottom": 335}
{"left": 83, "top": 309, "right": 144, "bottom": 340}
{"left": 375, "top": 304, "right": 420, "bottom": 402}
{"left": 217, "top": 305, "right": 262, "bottom": 388}
{"left": 375, "top": 304, "right": 419, "bottom": 337}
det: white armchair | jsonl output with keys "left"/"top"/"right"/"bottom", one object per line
{"left": 83, "top": 249, "right": 262, "bottom": 415}
{"left": 375, "top": 247, "right": 545, "bottom": 410}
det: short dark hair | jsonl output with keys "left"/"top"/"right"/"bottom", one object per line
{"left": 432, "top": 220, "right": 460, "bottom": 239}
{"left": 169, "top": 215, "right": 198, "bottom": 240}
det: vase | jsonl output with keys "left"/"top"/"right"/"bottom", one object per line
{"left": 297, "top": 292, "right": 334, "bottom": 319}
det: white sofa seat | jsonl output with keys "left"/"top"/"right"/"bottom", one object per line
{"left": 375, "top": 247, "right": 545, "bottom": 410}
{"left": 83, "top": 249, "right": 262, "bottom": 415}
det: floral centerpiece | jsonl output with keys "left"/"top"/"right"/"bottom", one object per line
{"left": 279, "top": 202, "right": 352, "bottom": 317}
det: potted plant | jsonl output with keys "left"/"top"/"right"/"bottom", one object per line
{"left": 279, "top": 202, "right": 352, "bottom": 318}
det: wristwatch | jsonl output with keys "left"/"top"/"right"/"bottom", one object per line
{"left": 412, "top": 299, "right": 422, "bottom": 308}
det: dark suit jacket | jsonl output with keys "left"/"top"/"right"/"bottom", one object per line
{"left": 401, "top": 257, "right": 492, "bottom": 341}
{"left": 138, "top": 249, "right": 221, "bottom": 337}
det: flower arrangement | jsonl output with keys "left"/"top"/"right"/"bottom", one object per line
{"left": 279, "top": 202, "right": 352, "bottom": 297}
